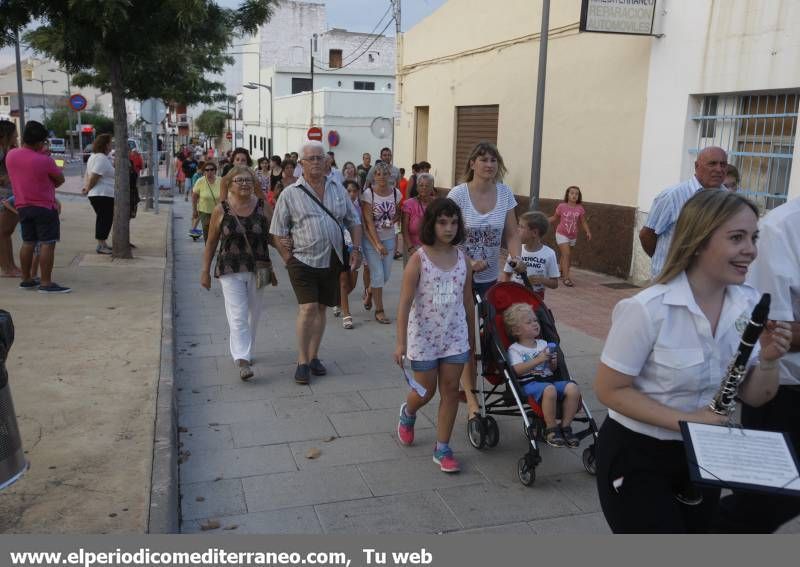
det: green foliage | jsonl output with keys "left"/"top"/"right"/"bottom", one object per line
{"left": 44, "top": 108, "right": 113, "bottom": 138}
{"left": 194, "top": 109, "right": 227, "bottom": 139}
{"left": 15, "top": 1, "right": 277, "bottom": 105}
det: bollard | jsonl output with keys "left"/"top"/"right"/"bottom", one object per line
{"left": 138, "top": 175, "right": 155, "bottom": 211}
{"left": 0, "top": 310, "right": 28, "bottom": 490}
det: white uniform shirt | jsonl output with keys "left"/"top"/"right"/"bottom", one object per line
{"left": 601, "top": 272, "right": 762, "bottom": 440}
{"left": 747, "top": 197, "right": 800, "bottom": 386}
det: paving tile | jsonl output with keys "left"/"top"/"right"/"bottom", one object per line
{"left": 448, "top": 522, "right": 535, "bottom": 535}
{"left": 550, "top": 471, "right": 602, "bottom": 513}
{"left": 178, "top": 384, "right": 220, "bottom": 407}
{"left": 179, "top": 424, "right": 235, "bottom": 453}
{"left": 436, "top": 480, "right": 581, "bottom": 529}
{"left": 182, "top": 506, "right": 323, "bottom": 534}
{"left": 290, "top": 433, "right": 405, "bottom": 470}
{"left": 179, "top": 400, "right": 274, "bottom": 427}
{"left": 358, "top": 387, "right": 409, "bottom": 410}
{"left": 308, "top": 372, "right": 399, "bottom": 394}
{"left": 358, "top": 454, "right": 487, "bottom": 496}
{"left": 529, "top": 512, "right": 610, "bottom": 534}
{"left": 180, "top": 444, "right": 297, "bottom": 484}
{"left": 329, "top": 408, "right": 433, "bottom": 437}
{"left": 243, "top": 466, "right": 372, "bottom": 512}
{"left": 315, "top": 490, "right": 462, "bottom": 534}
{"left": 181, "top": 478, "right": 246, "bottom": 521}
{"left": 216, "top": 379, "right": 312, "bottom": 401}
{"left": 272, "top": 391, "right": 369, "bottom": 417}
{"left": 232, "top": 414, "right": 337, "bottom": 448}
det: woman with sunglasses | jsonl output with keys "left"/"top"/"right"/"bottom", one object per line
{"left": 201, "top": 165, "right": 276, "bottom": 381}
{"left": 191, "top": 162, "right": 221, "bottom": 241}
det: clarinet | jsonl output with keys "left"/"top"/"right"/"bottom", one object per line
{"left": 708, "top": 293, "right": 771, "bottom": 418}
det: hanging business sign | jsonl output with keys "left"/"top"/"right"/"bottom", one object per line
{"left": 579, "top": 0, "right": 657, "bottom": 36}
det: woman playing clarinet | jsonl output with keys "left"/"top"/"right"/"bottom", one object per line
{"left": 594, "top": 189, "right": 792, "bottom": 533}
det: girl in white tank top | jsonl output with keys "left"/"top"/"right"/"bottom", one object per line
{"left": 394, "top": 198, "right": 475, "bottom": 473}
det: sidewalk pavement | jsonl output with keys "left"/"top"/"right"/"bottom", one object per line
{"left": 173, "top": 196, "right": 628, "bottom": 535}
{"left": 0, "top": 190, "right": 168, "bottom": 533}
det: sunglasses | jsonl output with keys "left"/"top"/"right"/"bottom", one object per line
{"left": 204, "top": 168, "right": 216, "bottom": 172}
{"left": 233, "top": 177, "right": 253, "bottom": 184}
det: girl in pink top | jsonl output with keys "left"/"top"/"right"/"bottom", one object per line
{"left": 394, "top": 198, "right": 475, "bottom": 473}
{"left": 549, "top": 185, "right": 592, "bottom": 287}
{"left": 400, "top": 172, "right": 436, "bottom": 259}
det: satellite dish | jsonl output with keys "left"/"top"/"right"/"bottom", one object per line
{"left": 370, "top": 117, "right": 392, "bottom": 139}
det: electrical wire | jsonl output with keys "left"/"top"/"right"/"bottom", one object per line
{"left": 340, "top": 3, "right": 393, "bottom": 60}
{"left": 314, "top": 17, "right": 395, "bottom": 72}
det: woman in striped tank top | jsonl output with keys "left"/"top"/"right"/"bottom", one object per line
{"left": 394, "top": 199, "right": 475, "bottom": 473}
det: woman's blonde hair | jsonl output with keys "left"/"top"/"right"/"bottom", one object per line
{"left": 654, "top": 189, "right": 759, "bottom": 285}
{"left": 221, "top": 165, "right": 255, "bottom": 195}
{"left": 503, "top": 303, "right": 536, "bottom": 341}
{"left": 461, "top": 142, "right": 507, "bottom": 184}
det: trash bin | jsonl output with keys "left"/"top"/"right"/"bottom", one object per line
{"left": 0, "top": 310, "right": 27, "bottom": 490}
{"left": 138, "top": 175, "right": 154, "bottom": 211}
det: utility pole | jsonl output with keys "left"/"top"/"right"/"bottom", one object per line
{"left": 310, "top": 35, "right": 316, "bottom": 127}
{"left": 391, "top": 0, "right": 402, "bottom": 156}
{"left": 13, "top": 30, "right": 26, "bottom": 133}
{"left": 528, "top": 0, "right": 550, "bottom": 212}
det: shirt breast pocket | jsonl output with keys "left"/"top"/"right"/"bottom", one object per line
{"left": 650, "top": 347, "right": 705, "bottom": 394}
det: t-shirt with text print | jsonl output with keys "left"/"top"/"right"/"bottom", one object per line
{"left": 503, "top": 243, "right": 560, "bottom": 295}
{"left": 447, "top": 182, "right": 517, "bottom": 284}
{"left": 554, "top": 203, "right": 585, "bottom": 240}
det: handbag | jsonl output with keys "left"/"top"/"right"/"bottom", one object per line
{"left": 228, "top": 200, "right": 277, "bottom": 289}
{"left": 298, "top": 185, "right": 350, "bottom": 272}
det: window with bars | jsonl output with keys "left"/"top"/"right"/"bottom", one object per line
{"left": 691, "top": 93, "right": 798, "bottom": 209}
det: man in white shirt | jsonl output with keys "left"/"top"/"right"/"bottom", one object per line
{"left": 639, "top": 146, "right": 727, "bottom": 278}
{"left": 714, "top": 196, "right": 800, "bottom": 533}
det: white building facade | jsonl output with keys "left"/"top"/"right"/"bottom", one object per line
{"left": 241, "top": 0, "right": 396, "bottom": 163}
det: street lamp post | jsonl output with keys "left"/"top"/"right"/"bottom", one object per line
{"left": 25, "top": 77, "right": 57, "bottom": 123}
{"left": 244, "top": 80, "right": 273, "bottom": 157}
{"left": 49, "top": 67, "right": 74, "bottom": 156}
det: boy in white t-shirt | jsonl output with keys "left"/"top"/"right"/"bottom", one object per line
{"left": 501, "top": 211, "right": 559, "bottom": 297}
{"left": 503, "top": 302, "right": 582, "bottom": 448}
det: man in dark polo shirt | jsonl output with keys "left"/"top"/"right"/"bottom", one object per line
{"left": 270, "top": 140, "right": 363, "bottom": 385}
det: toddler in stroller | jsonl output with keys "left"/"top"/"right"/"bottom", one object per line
{"left": 504, "top": 302, "right": 582, "bottom": 448}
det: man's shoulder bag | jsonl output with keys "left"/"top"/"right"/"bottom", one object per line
{"left": 297, "top": 185, "right": 350, "bottom": 272}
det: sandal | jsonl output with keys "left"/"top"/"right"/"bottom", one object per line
{"left": 561, "top": 425, "right": 580, "bottom": 448}
{"left": 342, "top": 315, "right": 354, "bottom": 329}
{"left": 362, "top": 288, "right": 372, "bottom": 311}
{"left": 563, "top": 278, "right": 575, "bottom": 287}
{"left": 374, "top": 309, "right": 391, "bottom": 324}
{"left": 544, "top": 427, "right": 566, "bottom": 448}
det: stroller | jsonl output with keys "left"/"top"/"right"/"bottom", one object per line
{"left": 467, "top": 280, "right": 599, "bottom": 486}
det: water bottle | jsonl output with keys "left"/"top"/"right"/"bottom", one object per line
{"left": 547, "top": 342, "right": 558, "bottom": 355}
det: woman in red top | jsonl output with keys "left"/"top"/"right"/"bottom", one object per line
{"left": 549, "top": 186, "right": 591, "bottom": 287}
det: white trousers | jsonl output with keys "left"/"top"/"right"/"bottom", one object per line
{"left": 219, "top": 272, "right": 266, "bottom": 363}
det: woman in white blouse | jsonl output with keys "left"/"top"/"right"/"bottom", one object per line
{"left": 594, "top": 189, "right": 791, "bottom": 533}
{"left": 82, "top": 134, "right": 116, "bottom": 254}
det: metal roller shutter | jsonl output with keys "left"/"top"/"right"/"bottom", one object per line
{"left": 454, "top": 105, "right": 499, "bottom": 183}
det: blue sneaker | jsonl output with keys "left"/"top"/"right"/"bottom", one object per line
{"left": 19, "top": 278, "right": 39, "bottom": 290}
{"left": 433, "top": 446, "right": 461, "bottom": 473}
{"left": 38, "top": 283, "right": 72, "bottom": 294}
{"left": 397, "top": 403, "right": 416, "bottom": 446}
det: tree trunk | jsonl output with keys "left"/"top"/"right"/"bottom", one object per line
{"left": 109, "top": 55, "right": 132, "bottom": 259}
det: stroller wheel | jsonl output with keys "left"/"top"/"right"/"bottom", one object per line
{"left": 582, "top": 445, "right": 597, "bottom": 476}
{"left": 485, "top": 416, "right": 500, "bottom": 448}
{"left": 467, "top": 415, "right": 486, "bottom": 449}
{"left": 517, "top": 456, "right": 536, "bottom": 486}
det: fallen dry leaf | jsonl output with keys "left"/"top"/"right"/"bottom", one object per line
{"left": 322, "top": 436, "right": 337, "bottom": 443}
{"left": 224, "top": 525, "right": 239, "bottom": 531}
{"left": 305, "top": 447, "right": 321, "bottom": 459}
{"left": 195, "top": 496, "right": 205, "bottom": 502}
{"left": 200, "top": 520, "right": 220, "bottom": 531}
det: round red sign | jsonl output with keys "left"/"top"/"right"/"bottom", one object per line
{"left": 307, "top": 127, "right": 323, "bottom": 141}
{"left": 327, "top": 130, "right": 340, "bottom": 147}
{"left": 225, "top": 131, "right": 232, "bottom": 140}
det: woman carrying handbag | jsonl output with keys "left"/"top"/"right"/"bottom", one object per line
{"left": 201, "top": 165, "right": 277, "bottom": 381}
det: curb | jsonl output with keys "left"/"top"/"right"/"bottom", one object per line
{"left": 147, "top": 206, "right": 179, "bottom": 533}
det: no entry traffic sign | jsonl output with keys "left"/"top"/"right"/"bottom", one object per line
{"left": 69, "top": 94, "right": 87, "bottom": 112}
{"left": 307, "top": 127, "right": 322, "bottom": 141}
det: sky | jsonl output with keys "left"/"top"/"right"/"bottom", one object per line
{"left": 0, "top": 0, "right": 446, "bottom": 67}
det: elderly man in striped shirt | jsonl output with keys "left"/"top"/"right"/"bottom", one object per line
{"left": 270, "top": 140, "right": 363, "bottom": 385}
{"left": 639, "top": 146, "right": 728, "bottom": 279}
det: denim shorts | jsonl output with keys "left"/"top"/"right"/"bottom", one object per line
{"left": 522, "top": 380, "right": 576, "bottom": 404}
{"left": 409, "top": 351, "right": 470, "bottom": 371}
